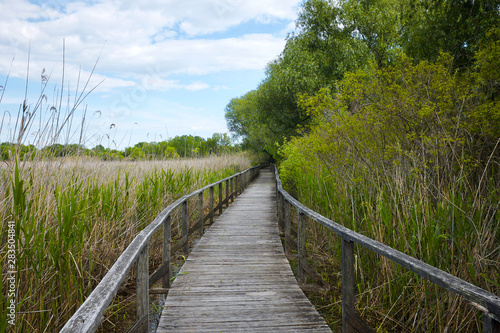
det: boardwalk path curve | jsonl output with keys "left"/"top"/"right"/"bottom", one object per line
{"left": 156, "top": 168, "right": 331, "bottom": 332}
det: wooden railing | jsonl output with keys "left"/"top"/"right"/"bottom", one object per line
{"left": 273, "top": 165, "right": 500, "bottom": 333}
{"left": 60, "top": 165, "right": 261, "bottom": 333}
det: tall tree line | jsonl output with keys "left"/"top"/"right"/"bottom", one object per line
{"left": 226, "top": 0, "right": 500, "bottom": 159}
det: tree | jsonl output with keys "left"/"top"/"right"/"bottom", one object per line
{"left": 340, "top": 0, "right": 402, "bottom": 66}
{"left": 400, "top": 0, "right": 500, "bottom": 68}
{"left": 225, "top": 90, "right": 273, "bottom": 154}
{"left": 225, "top": 0, "right": 375, "bottom": 158}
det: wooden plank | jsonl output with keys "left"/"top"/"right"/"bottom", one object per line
{"left": 149, "top": 262, "right": 168, "bottom": 286}
{"left": 127, "top": 314, "right": 148, "bottom": 333}
{"left": 157, "top": 168, "right": 331, "bottom": 332}
{"left": 299, "top": 257, "right": 330, "bottom": 289}
{"left": 285, "top": 233, "right": 297, "bottom": 252}
{"left": 171, "top": 235, "right": 187, "bottom": 254}
{"left": 188, "top": 217, "right": 203, "bottom": 236}
{"left": 149, "top": 288, "right": 170, "bottom": 294}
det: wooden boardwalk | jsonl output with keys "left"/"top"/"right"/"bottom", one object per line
{"left": 156, "top": 168, "right": 331, "bottom": 332}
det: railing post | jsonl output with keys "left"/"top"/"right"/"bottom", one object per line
{"left": 238, "top": 174, "right": 242, "bottom": 194}
{"left": 236, "top": 175, "right": 240, "bottom": 195}
{"left": 277, "top": 192, "right": 283, "bottom": 232}
{"left": 483, "top": 313, "right": 500, "bottom": 333}
{"left": 198, "top": 191, "right": 204, "bottom": 236}
{"left": 342, "top": 239, "right": 356, "bottom": 333}
{"left": 162, "top": 215, "right": 171, "bottom": 288}
{"left": 182, "top": 199, "right": 189, "bottom": 255}
{"left": 225, "top": 179, "right": 229, "bottom": 208}
{"left": 230, "top": 177, "right": 234, "bottom": 203}
{"left": 210, "top": 186, "right": 215, "bottom": 223}
{"left": 297, "top": 210, "right": 307, "bottom": 284}
{"left": 218, "top": 182, "right": 223, "bottom": 215}
{"left": 136, "top": 244, "right": 149, "bottom": 333}
{"left": 284, "top": 200, "right": 291, "bottom": 257}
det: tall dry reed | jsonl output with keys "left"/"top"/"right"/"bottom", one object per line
{"left": 0, "top": 153, "right": 252, "bottom": 332}
{"left": 280, "top": 154, "right": 499, "bottom": 332}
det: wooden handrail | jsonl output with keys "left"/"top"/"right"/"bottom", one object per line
{"left": 273, "top": 165, "right": 500, "bottom": 333}
{"left": 60, "top": 165, "right": 261, "bottom": 333}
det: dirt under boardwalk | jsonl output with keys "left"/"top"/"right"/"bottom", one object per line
{"left": 156, "top": 168, "right": 331, "bottom": 332}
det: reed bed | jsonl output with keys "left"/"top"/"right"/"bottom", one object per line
{"left": 280, "top": 158, "right": 499, "bottom": 332}
{"left": 0, "top": 153, "right": 252, "bottom": 332}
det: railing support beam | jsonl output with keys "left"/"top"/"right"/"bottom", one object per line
{"left": 182, "top": 200, "right": 189, "bottom": 255}
{"left": 225, "top": 179, "right": 229, "bottom": 208}
{"left": 284, "top": 200, "right": 292, "bottom": 257}
{"left": 342, "top": 239, "right": 356, "bottom": 333}
{"left": 297, "top": 210, "right": 307, "bottom": 284}
{"left": 136, "top": 245, "right": 149, "bottom": 333}
{"left": 162, "top": 215, "right": 171, "bottom": 288}
{"left": 198, "top": 192, "right": 204, "bottom": 236}
{"left": 218, "top": 182, "right": 223, "bottom": 215}
{"left": 209, "top": 186, "right": 215, "bottom": 223}
{"left": 483, "top": 313, "right": 500, "bottom": 333}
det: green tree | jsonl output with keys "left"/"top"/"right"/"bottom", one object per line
{"left": 401, "top": 0, "right": 500, "bottom": 68}
{"left": 340, "top": 0, "right": 402, "bottom": 66}
{"left": 225, "top": 0, "right": 373, "bottom": 158}
{"left": 225, "top": 90, "right": 271, "bottom": 153}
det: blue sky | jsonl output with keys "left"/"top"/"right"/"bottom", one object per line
{"left": 0, "top": 0, "right": 301, "bottom": 149}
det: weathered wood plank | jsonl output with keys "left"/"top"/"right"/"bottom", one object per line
{"left": 157, "top": 169, "right": 331, "bottom": 332}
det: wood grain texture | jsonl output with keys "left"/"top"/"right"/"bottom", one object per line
{"left": 157, "top": 169, "right": 331, "bottom": 332}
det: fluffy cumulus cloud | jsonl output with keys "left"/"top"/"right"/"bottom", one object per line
{"left": 0, "top": 0, "right": 301, "bottom": 91}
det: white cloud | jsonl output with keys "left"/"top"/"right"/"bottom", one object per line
{"left": 139, "top": 77, "right": 209, "bottom": 91}
{"left": 0, "top": 0, "right": 299, "bottom": 92}
{"left": 0, "top": 0, "right": 301, "bottom": 147}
